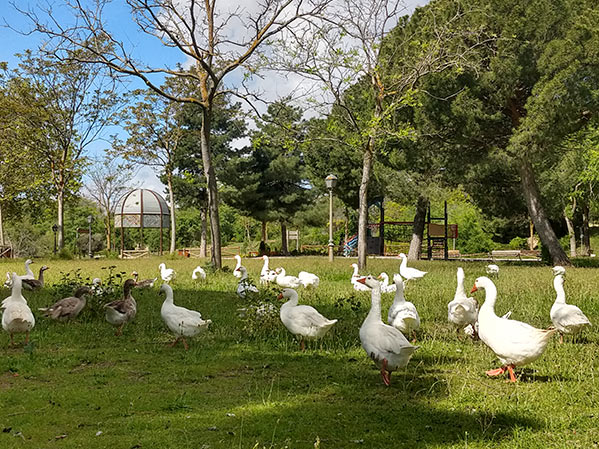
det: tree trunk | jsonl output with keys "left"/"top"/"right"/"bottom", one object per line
{"left": 408, "top": 196, "right": 427, "bottom": 260}
{"left": 105, "top": 214, "right": 112, "bottom": 251}
{"left": 528, "top": 220, "right": 536, "bottom": 250}
{"left": 201, "top": 106, "right": 222, "bottom": 269}
{"left": 357, "top": 139, "right": 374, "bottom": 270}
{"left": 564, "top": 209, "right": 577, "bottom": 257}
{"left": 519, "top": 159, "right": 570, "bottom": 265}
{"left": 582, "top": 201, "right": 591, "bottom": 256}
{"left": 57, "top": 188, "right": 65, "bottom": 250}
{"left": 167, "top": 172, "right": 176, "bottom": 254}
{"left": 0, "top": 201, "right": 4, "bottom": 247}
{"left": 199, "top": 208, "right": 207, "bottom": 258}
{"left": 344, "top": 207, "right": 348, "bottom": 244}
{"left": 280, "top": 221, "right": 289, "bottom": 255}
{"left": 261, "top": 221, "right": 268, "bottom": 242}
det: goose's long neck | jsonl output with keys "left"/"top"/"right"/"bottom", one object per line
{"left": 455, "top": 270, "right": 466, "bottom": 298}
{"left": 480, "top": 281, "right": 498, "bottom": 313}
{"left": 392, "top": 279, "right": 406, "bottom": 305}
{"left": 278, "top": 268, "right": 286, "bottom": 277}
{"left": 400, "top": 256, "right": 407, "bottom": 270}
{"left": 380, "top": 274, "right": 388, "bottom": 287}
{"left": 352, "top": 265, "right": 358, "bottom": 277}
{"left": 164, "top": 288, "right": 174, "bottom": 305}
{"left": 235, "top": 256, "right": 241, "bottom": 269}
{"left": 553, "top": 276, "right": 566, "bottom": 304}
{"left": 367, "top": 286, "right": 383, "bottom": 322}
{"left": 11, "top": 278, "right": 22, "bottom": 299}
{"left": 124, "top": 282, "right": 134, "bottom": 300}
{"left": 282, "top": 292, "right": 299, "bottom": 309}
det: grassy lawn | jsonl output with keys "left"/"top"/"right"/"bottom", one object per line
{"left": 0, "top": 256, "right": 597, "bottom": 448}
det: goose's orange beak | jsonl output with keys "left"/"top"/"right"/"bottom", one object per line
{"left": 277, "top": 293, "right": 283, "bottom": 300}
{"left": 356, "top": 277, "right": 367, "bottom": 285}
{"left": 470, "top": 285, "right": 478, "bottom": 294}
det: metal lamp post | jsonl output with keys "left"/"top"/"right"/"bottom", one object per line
{"left": 52, "top": 224, "right": 58, "bottom": 255}
{"left": 325, "top": 174, "right": 337, "bottom": 262}
{"left": 87, "top": 215, "right": 93, "bottom": 259}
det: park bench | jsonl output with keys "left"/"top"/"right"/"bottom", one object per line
{"left": 491, "top": 249, "right": 522, "bottom": 261}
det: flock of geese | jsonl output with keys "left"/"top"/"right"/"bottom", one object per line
{"left": 0, "top": 255, "right": 592, "bottom": 385}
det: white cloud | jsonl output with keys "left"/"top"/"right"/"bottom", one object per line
{"left": 132, "top": 166, "right": 168, "bottom": 195}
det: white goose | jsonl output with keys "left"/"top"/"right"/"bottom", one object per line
{"left": 275, "top": 268, "right": 302, "bottom": 289}
{"left": 398, "top": 253, "right": 427, "bottom": 282}
{"left": 278, "top": 288, "right": 337, "bottom": 350}
{"left": 471, "top": 276, "right": 556, "bottom": 382}
{"left": 160, "top": 284, "right": 211, "bottom": 350}
{"left": 298, "top": 271, "right": 320, "bottom": 289}
{"left": 447, "top": 267, "right": 478, "bottom": 335}
{"left": 3, "top": 271, "right": 11, "bottom": 288}
{"left": 192, "top": 266, "right": 206, "bottom": 280}
{"left": 387, "top": 274, "right": 420, "bottom": 338}
{"left": 350, "top": 263, "right": 370, "bottom": 292}
{"left": 236, "top": 266, "right": 259, "bottom": 298}
{"left": 550, "top": 274, "right": 591, "bottom": 343}
{"left": 357, "top": 275, "right": 418, "bottom": 386}
{"left": 486, "top": 264, "right": 500, "bottom": 277}
{"left": 158, "top": 263, "right": 176, "bottom": 282}
{"left": 377, "top": 272, "right": 397, "bottom": 294}
{"left": 19, "top": 259, "right": 35, "bottom": 281}
{"left": 2, "top": 273, "right": 35, "bottom": 346}
{"left": 259, "top": 255, "right": 277, "bottom": 284}
{"left": 233, "top": 255, "right": 242, "bottom": 278}
{"left": 552, "top": 265, "right": 566, "bottom": 276}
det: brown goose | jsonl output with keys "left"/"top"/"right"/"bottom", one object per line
{"left": 22, "top": 266, "right": 50, "bottom": 291}
{"left": 39, "top": 286, "right": 92, "bottom": 320}
{"left": 104, "top": 279, "right": 137, "bottom": 336}
{"left": 131, "top": 271, "right": 157, "bottom": 288}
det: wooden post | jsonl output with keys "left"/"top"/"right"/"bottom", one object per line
{"left": 426, "top": 203, "right": 432, "bottom": 260}
{"left": 444, "top": 201, "right": 448, "bottom": 261}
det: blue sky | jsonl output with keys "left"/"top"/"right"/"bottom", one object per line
{"left": 1, "top": 1, "right": 429, "bottom": 196}
{"left": 0, "top": 2, "right": 183, "bottom": 193}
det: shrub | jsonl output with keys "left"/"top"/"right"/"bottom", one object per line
{"left": 508, "top": 236, "right": 528, "bottom": 250}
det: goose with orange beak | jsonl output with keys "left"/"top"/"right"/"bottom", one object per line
{"left": 358, "top": 275, "right": 418, "bottom": 386}
{"left": 471, "top": 276, "right": 556, "bottom": 382}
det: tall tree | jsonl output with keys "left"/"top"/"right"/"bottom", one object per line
{"left": 170, "top": 94, "right": 247, "bottom": 258}
{"left": 84, "top": 155, "right": 138, "bottom": 251}
{"left": 21, "top": 0, "right": 329, "bottom": 269}
{"left": 411, "top": 0, "right": 599, "bottom": 265}
{"left": 14, "top": 49, "right": 120, "bottom": 250}
{"left": 0, "top": 70, "right": 50, "bottom": 247}
{"left": 222, "top": 101, "right": 310, "bottom": 254}
{"left": 115, "top": 86, "right": 184, "bottom": 254}
{"left": 275, "top": 0, "right": 487, "bottom": 268}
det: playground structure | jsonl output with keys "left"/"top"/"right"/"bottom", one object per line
{"left": 344, "top": 201, "right": 457, "bottom": 260}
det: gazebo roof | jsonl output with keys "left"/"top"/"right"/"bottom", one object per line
{"left": 114, "top": 189, "right": 170, "bottom": 229}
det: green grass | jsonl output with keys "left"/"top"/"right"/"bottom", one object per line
{"left": 0, "top": 256, "right": 598, "bottom": 448}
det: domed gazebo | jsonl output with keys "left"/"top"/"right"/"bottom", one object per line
{"left": 114, "top": 189, "right": 170, "bottom": 257}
